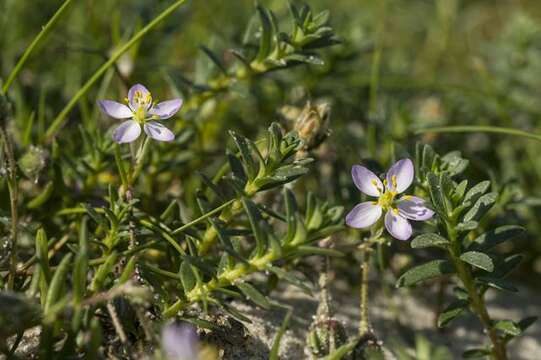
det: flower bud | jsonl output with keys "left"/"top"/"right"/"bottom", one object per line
{"left": 306, "top": 318, "right": 347, "bottom": 357}
{"left": 283, "top": 100, "right": 331, "bottom": 151}
{"left": 18, "top": 145, "right": 47, "bottom": 182}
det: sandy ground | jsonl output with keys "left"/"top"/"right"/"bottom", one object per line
{"left": 218, "top": 277, "right": 541, "bottom": 359}
{"left": 8, "top": 275, "right": 540, "bottom": 359}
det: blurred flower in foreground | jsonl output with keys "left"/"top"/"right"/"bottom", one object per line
{"left": 346, "top": 159, "right": 434, "bottom": 240}
{"left": 98, "top": 84, "right": 182, "bottom": 143}
{"left": 162, "top": 323, "right": 199, "bottom": 360}
{"left": 161, "top": 323, "right": 218, "bottom": 360}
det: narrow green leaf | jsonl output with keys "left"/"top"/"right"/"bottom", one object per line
{"left": 256, "top": 5, "right": 273, "bottom": 60}
{"left": 267, "top": 265, "right": 312, "bottom": 295}
{"left": 27, "top": 181, "right": 54, "bottom": 209}
{"left": 90, "top": 251, "right": 118, "bottom": 292}
{"left": 477, "top": 276, "right": 517, "bottom": 292}
{"left": 35, "top": 228, "right": 51, "bottom": 282}
{"left": 427, "top": 173, "right": 447, "bottom": 216}
{"left": 456, "top": 221, "right": 479, "bottom": 232}
{"left": 411, "top": 233, "right": 449, "bottom": 249}
{"left": 492, "top": 254, "right": 523, "bottom": 278}
{"left": 460, "top": 251, "right": 494, "bottom": 272}
{"left": 227, "top": 151, "right": 247, "bottom": 183}
{"left": 463, "top": 181, "right": 490, "bottom": 203}
{"left": 437, "top": 300, "right": 469, "bottom": 328}
{"left": 493, "top": 320, "right": 521, "bottom": 337}
{"left": 44, "top": 253, "right": 73, "bottom": 313}
{"left": 241, "top": 197, "right": 268, "bottom": 257}
{"left": 179, "top": 316, "right": 219, "bottom": 331}
{"left": 222, "top": 303, "right": 253, "bottom": 323}
{"left": 269, "top": 306, "right": 293, "bottom": 360}
{"left": 421, "top": 145, "right": 436, "bottom": 174}
{"left": 471, "top": 226, "right": 525, "bottom": 251}
{"left": 517, "top": 316, "right": 538, "bottom": 333}
{"left": 396, "top": 260, "right": 454, "bottom": 288}
{"left": 180, "top": 261, "right": 196, "bottom": 294}
{"left": 237, "top": 282, "right": 271, "bottom": 310}
{"left": 292, "top": 246, "right": 343, "bottom": 257}
{"left": 463, "top": 192, "right": 497, "bottom": 222}
{"left": 462, "top": 348, "right": 491, "bottom": 358}
{"left": 73, "top": 218, "right": 89, "bottom": 307}
{"left": 323, "top": 336, "right": 360, "bottom": 360}
{"left": 118, "top": 256, "right": 137, "bottom": 285}
{"left": 86, "top": 318, "right": 102, "bottom": 360}
{"left": 453, "top": 180, "right": 468, "bottom": 202}
{"left": 199, "top": 45, "right": 227, "bottom": 74}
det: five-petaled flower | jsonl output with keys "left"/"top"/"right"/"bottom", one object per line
{"left": 98, "top": 84, "right": 182, "bottom": 143}
{"left": 346, "top": 158, "right": 434, "bottom": 240}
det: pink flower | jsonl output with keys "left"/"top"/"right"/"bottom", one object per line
{"left": 161, "top": 323, "right": 199, "bottom": 360}
{"left": 346, "top": 159, "right": 434, "bottom": 240}
{"left": 98, "top": 84, "right": 182, "bottom": 143}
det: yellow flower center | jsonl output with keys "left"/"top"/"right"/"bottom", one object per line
{"left": 129, "top": 90, "right": 153, "bottom": 124}
{"left": 377, "top": 189, "right": 397, "bottom": 211}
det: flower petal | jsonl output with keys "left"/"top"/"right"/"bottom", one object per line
{"left": 351, "top": 165, "right": 384, "bottom": 197}
{"left": 345, "top": 202, "right": 382, "bottom": 228}
{"left": 97, "top": 100, "right": 133, "bottom": 119}
{"left": 386, "top": 158, "right": 414, "bottom": 193}
{"left": 397, "top": 196, "right": 435, "bottom": 221}
{"left": 149, "top": 99, "right": 183, "bottom": 119}
{"left": 128, "top": 84, "right": 151, "bottom": 110}
{"left": 112, "top": 120, "right": 141, "bottom": 144}
{"left": 384, "top": 210, "right": 412, "bottom": 240}
{"left": 144, "top": 121, "right": 174, "bottom": 142}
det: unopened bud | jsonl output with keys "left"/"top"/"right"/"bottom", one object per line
{"left": 18, "top": 145, "right": 47, "bottom": 181}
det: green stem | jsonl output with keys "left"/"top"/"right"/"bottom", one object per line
{"left": 171, "top": 199, "right": 235, "bottom": 235}
{"left": 446, "top": 221, "right": 507, "bottom": 360}
{"left": 2, "top": 0, "right": 75, "bottom": 94}
{"left": 197, "top": 199, "right": 243, "bottom": 255}
{"left": 163, "top": 246, "right": 281, "bottom": 317}
{"left": 1, "top": 127, "right": 19, "bottom": 290}
{"left": 359, "top": 247, "right": 372, "bottom": 336}
{"left": 366, "top": 0, "right": 386, "bottom": 157}
{"left": 415, "top": 125, "right": 541, "bottom": 143}
{"left": 44, "top": 0, "right": 188, "bottom": 141}
{"left": 130, "top": 136, "right": 151, "bottom": 186}
{"left": 114, "top": 144, "right": 128, "bottom": 190}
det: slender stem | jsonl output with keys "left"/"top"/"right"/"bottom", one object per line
{"left": 163, "top": 244, "right": 285, "bottom": 317}
{"left": 106, "top": 302, "right": 128, "bottom": 344}
{"left": 359, "top": 247, "right": 372, "bottom": 336}
{"left": 171, "top": 199, "right": 235, "bottom": 235}
{"left": 2, "top": 0, "right": 75, "bottom": 94}
{"left": 1, "top": 127, "right": 19, "bottom": 290}
{"left": 366, "top": 0, "right": 387, "bottom": 157}
{"left": 130, "top": 136, "right": 151, "bottom": 186}
{"left": 44, "top": 0, "right": 188, "bottom": 141}
{"left": 446, "top": 221, "right": 507, "bottom": 360}
{"left": 415, "top": 125, "right": 541, "bottom": 143}
{"left": 114, "top": 144, "right": 128, "bottom": 190}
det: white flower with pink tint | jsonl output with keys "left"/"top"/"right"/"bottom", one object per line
{"left": 161, "top": 323, "right": 199, "bottom": 360}
{"left": 346, "top": 159, "right": 434, "bottom": 240}
{"left": 98, "top": 84, "right": 182, "bottom": 143}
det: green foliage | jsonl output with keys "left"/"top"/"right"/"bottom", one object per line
{"left": 396, "top": 260, "right": 454, "bottom": 287}
{"left": 1, "top": 0, "right": 540, "bottom": 358}
{"left": 401, "top": 144, "right": 535, "bottom": 358}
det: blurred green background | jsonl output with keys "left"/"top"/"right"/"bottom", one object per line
{"left": 2, "top": 0, "right": 541, "bottom": 281}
